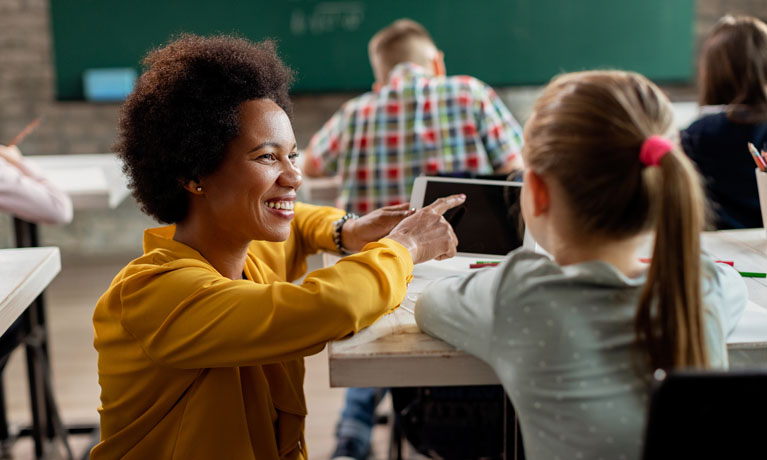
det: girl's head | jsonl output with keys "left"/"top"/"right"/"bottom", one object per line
{"left": 698, "top": 15, "right": 767, "bottom": 118}
{"left": 523, "top": 70, "right": 709, "bottom": 370}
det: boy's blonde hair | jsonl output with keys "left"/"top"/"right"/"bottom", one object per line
{"left": 368, "top": 19, "right": 438, "bottom": 84}
{"left": 698, "top": 15, "right": 767, "bottom": 121}
{"left": 524, "top": 70, "right": 709, "bottom": 371}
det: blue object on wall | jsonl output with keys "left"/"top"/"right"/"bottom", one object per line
{"left": 82, "top": 68, "right": 137, "bottom": 102}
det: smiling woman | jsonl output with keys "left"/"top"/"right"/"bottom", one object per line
{"left": 91, "top": 34, "right": 463, "bottom": 460}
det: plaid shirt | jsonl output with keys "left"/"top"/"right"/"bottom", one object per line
{"left": 307, "top": 63, "right": 524, "bottom": 214}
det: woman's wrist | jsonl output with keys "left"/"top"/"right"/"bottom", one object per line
{"left": 333, "top": 212, "right": 359, "bottom": 254}
{"left": 384, "top": 231, "right": 418, "bottom": 263}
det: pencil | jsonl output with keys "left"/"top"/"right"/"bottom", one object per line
{"left": 470, "top": 263, "right": 499, "bottom": 269}
{"left": 8, "top": 116, "right": 41, "bottom": 147}
{"left": 640, "top": 258, "right": 733, "bottom": 266}
{"left": 738, "top": 271, "right": 766, "bottom": 278}
{"left": 747, "top": 142, "right": 766, "bottom": 171}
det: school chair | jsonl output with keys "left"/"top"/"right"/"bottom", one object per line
{"left": 641, "top": 369, "right": 767, "bottom": 459}
{"left": 390, "top": 385, "right": 521, "bottom": 460}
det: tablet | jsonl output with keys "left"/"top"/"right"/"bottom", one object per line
{"left": 410, "top": 176, "right": 533, "bottom": 258}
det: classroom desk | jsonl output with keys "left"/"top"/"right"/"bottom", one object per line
{"left": 0, "top": 248, "right": 69, "bottom": 459}
{"left": 670, "top": 101, "right": 699, "bottom": 129}
{"left": 328, "top": 228, "right": 767, "bottom": 388}
{"left": 27, "top": 153, "right": 130, "bottom": 210}
{"left": 0, "top": 248, "right": 60, "bottom": 337}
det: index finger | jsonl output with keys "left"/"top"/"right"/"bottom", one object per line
{"left": 423, "top": 194, "right": 466, "bottom": 215}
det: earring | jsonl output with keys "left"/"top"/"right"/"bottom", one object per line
{"left": 195, "top": 186, "right": 203, "bottom": 192}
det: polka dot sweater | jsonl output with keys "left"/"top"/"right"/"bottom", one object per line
{"left": 415, "top": 249, "right": 747, "bottom": 460}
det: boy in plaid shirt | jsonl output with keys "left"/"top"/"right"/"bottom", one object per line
{"left": 304, "top": 18, "right": 524, "bottom": 215}
{"left": 305, "top": 19, "right": 524, "bottom": 460}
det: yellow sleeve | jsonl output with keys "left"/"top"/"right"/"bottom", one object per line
{"left": 116, "top": 239, "right": 413, "bottom": 369}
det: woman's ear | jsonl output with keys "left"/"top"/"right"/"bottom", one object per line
{"left": 183, "top": 179, "right": 204, "bottom": 195}
{"left": 525, "top": 169, "right": 550, "bottom": 217}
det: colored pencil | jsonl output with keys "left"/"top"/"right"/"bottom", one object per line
{"left": 738, "top": 271, "right": 766, "bottom": 278}
{"left": 7, "top": 116, "right": 42, "bottom": 147}
{"left": 747, "top": 142, "right": 766, "bottom": 171}
{"left": 475, "top": 260, "right": 501, "bottom": 264}
{"left": 639, "top": 258, "right": 733, "bottom": 266}
{"left": 470, "top": 263, "right": 499, "bottom": 269}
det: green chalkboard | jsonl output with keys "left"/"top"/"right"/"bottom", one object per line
{"left": 50, "top": 0, "right": 695, "bottom": 100}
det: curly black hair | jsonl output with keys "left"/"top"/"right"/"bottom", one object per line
{"left": 114, "top": 34, "right": 294, "bottom": 223}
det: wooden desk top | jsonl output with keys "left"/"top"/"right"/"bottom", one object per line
{"left": 28, "top": 153, "right": 130, "bottom": 210}
{"left": 0, "top": 247, "right": 61, "bottom": 335}
{"left": 328, "top": 229, "right": 767, "bottom": 388}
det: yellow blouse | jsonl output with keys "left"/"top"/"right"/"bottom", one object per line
{"left": 91, "top": 202, "right": 413, "bottom": 459}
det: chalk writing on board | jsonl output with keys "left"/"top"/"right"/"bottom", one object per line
{"left": 290, "top": 2, "right": 365, "bottom": 36}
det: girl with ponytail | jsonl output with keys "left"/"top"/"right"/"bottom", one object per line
{"left": 415, "top": 70, "right": 747, "bottom": 460}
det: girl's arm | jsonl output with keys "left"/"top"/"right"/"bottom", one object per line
{"left": 415, "top": 267, "right": 501, "bottom": 363}
{"left": 703, "top": 256, "right": 748, "bottom": 336}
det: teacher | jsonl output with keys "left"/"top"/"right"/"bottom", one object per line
{"left": 91, "top": 34, "right": 462, "bottom": 459}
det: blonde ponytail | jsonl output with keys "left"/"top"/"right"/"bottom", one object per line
{"left": 635, "top": 149, "right": 708, "bottom": 369}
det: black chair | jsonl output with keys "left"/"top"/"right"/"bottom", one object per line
{"left": 390, "top": 385, "right": 524, "bottom": 460}
{"left": 642, "top": 369, "right": 767, "bottom": 460}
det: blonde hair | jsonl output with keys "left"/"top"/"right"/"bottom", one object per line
{"left": 524, "top": 70, "right": 709, "bottom": 370}
{"left": 698, "top": 15, "right": 767, "bottom": 121}
{"left": 368, "top": 19, "right": 438, "bottom": 84}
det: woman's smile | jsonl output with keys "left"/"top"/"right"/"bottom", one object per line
{"left": 264, "top": 196, "right": 296, "bottom": 218}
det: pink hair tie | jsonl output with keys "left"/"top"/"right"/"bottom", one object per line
{"left": 639, "top": 135, "right": 674, "bottom": 167}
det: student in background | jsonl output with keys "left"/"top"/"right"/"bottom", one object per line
{"left": 305, "top": 18, "right": 523, "bottom": 460}
{"left": 303, "top": 18, "right": 524, "bottom": 215}
{"left": 0, "top": 144, "right": 72, "bottom": 224}
{"left": 681, "top": 15, "right": 767, "bottom": 229}
{"left": 416, "top": 70, "right": 747, "bottom": 460}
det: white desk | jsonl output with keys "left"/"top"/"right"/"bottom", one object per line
{"left": 28, "top": 153, "right": 130, "bottom": 210}
{"left": 328, "top": 229, "right": 767, "bottom": 388}
{"left": 671, "top": 101, "right": 700, "bottom": 130}
{"left": 0, "top": 247, "right": 60, "bottom": 335}
{"left": 0, "top": 247, "right": 65, "bottom": 458}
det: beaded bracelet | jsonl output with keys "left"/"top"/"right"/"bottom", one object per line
{"left": 332, "top": 212, "right": 359, "bottom": 255}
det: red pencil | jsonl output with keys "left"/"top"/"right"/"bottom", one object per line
{"left": 469, "top": 263, "right": 499, "bottom": 269}
{"left": 639, "top": 258, "right": 733, "bottom": 266}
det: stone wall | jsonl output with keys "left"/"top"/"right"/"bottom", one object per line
{"left": 1, "top": 0, "right": 765, "bottom": 257}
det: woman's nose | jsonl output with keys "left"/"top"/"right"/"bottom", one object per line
{"left": 278, "top": 159, "right": 303, "bottom": 189}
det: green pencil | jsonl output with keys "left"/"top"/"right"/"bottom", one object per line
{"left": 739, "top": 271, "right": 767, "bottom": 278}
{"left": 475, "top": 260, "right": 500, "bottom": 264}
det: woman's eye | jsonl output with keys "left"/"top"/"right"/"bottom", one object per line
{"left": 257, "top": 153, "right": 277, "bottom": 161}
{"left": 289, "top": 152, "right": 300, "bottom": 162}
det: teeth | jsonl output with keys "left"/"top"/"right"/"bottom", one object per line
{"left": 267, "top": 201, "right": 294, "bottom": 210}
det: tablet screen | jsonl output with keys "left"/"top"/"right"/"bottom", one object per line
{"left": 420, "top": 179, "right": 525, "bottom": 257}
